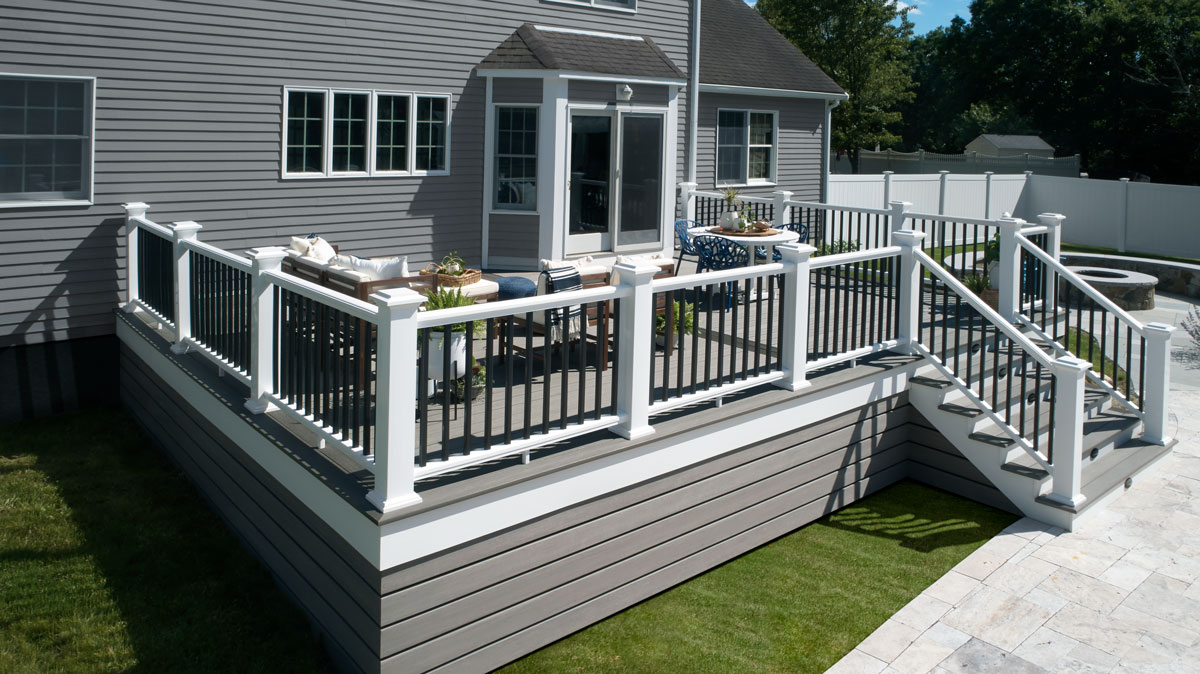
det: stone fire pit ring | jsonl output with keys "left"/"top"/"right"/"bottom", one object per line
{"left": 1061, "top": 266, "right": 1158, "bottom": 311}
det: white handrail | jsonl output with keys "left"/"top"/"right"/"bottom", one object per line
{"left": 906, "top": 211, "right": 997, "bottom": 228}
{"left": 262, "top": 269, "right": 379, "bottom": 322}
{"left": 131, "top": 215, "right": 173, "bottom": 239}
{"left": 182, "top": 238, "right": 252, "bottom": 271}
{"left": 689, "top": 189, "right": 774, "bottom": 205}
{"left": 416, "top": 284, "right": 624, "bottom": 328}
{"left": 1016, "top": 233, "right": 1146, "bottom": 335}
{"left": 811, "top": 245, "right": 901, "bottom": 269}
{"left": 788, "top": 199, "right": 891, "bottom": 217}
{"left": 653, "top": 262, "right": 785, "bottom": 293}
{"left": 915, "top": 249, "right": 1056, "bottom": 370}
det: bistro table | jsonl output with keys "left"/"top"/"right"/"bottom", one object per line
{"left": 688, "top": 226, "right": 801, "bottom": 267}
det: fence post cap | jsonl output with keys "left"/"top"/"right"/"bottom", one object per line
{"left": 171, "top": 220, "right": 203, "bottom": 238}
{"left": 369, "top": 287, "right": 427, "bottom": 310}
{"left": 891, "top": 229, "right": 926, "bottom": 246}
{"left": 996, "top": 217, "right": 1026, "bottom": 231}
{"left": 1037, "top": 213, "right": 1066, "bottom": 226}
{"left": 888, "top": 200, "right": 912, "bottom": 210}
{"left": 678, "top": 181, "right": 698, "bottom": 190}
{"left": 939, "top": 170, "right": 950, "bottom": 175}
{"left": 1144, "top": 322, "right": 1176, "bottom": 338}
{"left": 1120, "top": 177, "right": 1131, "bottom": 183}
{"left": 771, "top": 189, "right": 794, "bottom": 199}
{"left": 612, "top": 261, "right": 662, "bottom": 285}
{"left": 246, "top": 246, "right": 288, "bottom": 261}
{"left": 776, "top": 243, "right": 817, "bottom": 262}
{"left": 1053, "top": 355, "right": 1092, "bottom": 374}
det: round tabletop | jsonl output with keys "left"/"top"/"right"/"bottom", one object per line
{"left": 688, "top": 227, "right": 801, "bottom": 246}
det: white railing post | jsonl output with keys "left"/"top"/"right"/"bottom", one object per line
{"left": 938, "top": 170, "right": 949, "bottom": 215}
{"left": 888, "top": 200, "right": 911, "bottom": 235}
{"left": 366, "top": 288, "right": 426, "bottom": 513}
{"left": 678, "top": 181, "right": 698, "bottom": 223}
{"left": 996, "top": 217, "right": 1025, "bottom": 321}
{"left": 1048, "top": 355, "right": 1090, "bottom": 510}
{"left": 893, "top": 229, "right": 926, "bottom": 354}
{"left": 1119, "top": 177, "right": 1131, "bottom": 253}
{"left": 984, "top": 171, "right": 994, "bottom": 219}
{"left": 772, "top": 190, "right": 793, "bottom": 230}
{"left": 1037, "top": 213, "right": 1065, "bottom": 312}
{"left": 244, "top": 246, "right": 288, "bottom": 415}
{"left": 882, "top": 171, "right": 894, "bottom": 208}
{"left": 776, "top": 243, "right": 817, "bottom": 391}
{"left": 612, "top": 262, "right": 660, "bottom": 440}
{"left": 122, "top": 202, "right": 149, "bottom": 312}
{"left": 1142, "top": 322, "right": 1175, "bottom": 445}
{"left": 170, "top": 221, "right": 202, "bottom": 354}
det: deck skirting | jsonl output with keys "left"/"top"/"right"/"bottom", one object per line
{"left": 118, "top": 310, "right": 1009, "bottom": 674}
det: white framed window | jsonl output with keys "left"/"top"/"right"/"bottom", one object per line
{"left": 544, "top": 0, "right": 636, "bottom": 12}
{"left": 0, "top": 73, "right": 95, "bottom": 207}
{"left": 282, "top": 87, "right": 450, "bottom": 178}
{"left": 493, "top": 106, "right": 538, "bottom": 211}
{"left": 715, "top": 109, "right": 777, "bottom": 187}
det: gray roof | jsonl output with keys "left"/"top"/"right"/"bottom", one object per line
{"left": 700, "top": 0, "right": 844, "bottom": 95}
{"left": 974, "top": 134, "right": 1055, "bottom": 151}
{"left": 478, "top": 24, "right": 685, "bottom": 80}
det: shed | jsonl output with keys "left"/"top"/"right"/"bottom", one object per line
{"left": 966, "top": 134, "right": 1055, "bottom": 158}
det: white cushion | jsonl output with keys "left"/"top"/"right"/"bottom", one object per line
{"left": 615, "top": 253, "right": 670, "bottom": 266}
{"left": 335, "top": 253, "right": 409, "bottom": 281}
{"left": 289, "top": 236, "right": 311, "bottom": 255}
{"left": 539, "top": 256, "right": 609, "bottom": 277}
{"left": 303, "top": 236, "right": 337, "bottom": 264}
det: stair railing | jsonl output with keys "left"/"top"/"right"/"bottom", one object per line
{"left": 1008, "top": 214, "right": 1174, "bottom": 445}
{"left": 894, "top": 230, "right": 1092, "bottom": 509}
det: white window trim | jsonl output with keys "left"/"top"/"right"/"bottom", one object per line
{"left": 0, "top": 72, "right": 96, "bottom": 209}
{"left": 280, "top": 86, "right": 452, "bottom": 180}
{"left": 714, "top": 108, "right": 779, "bottom": 188}
{"left": 543, "top": 0, "right": 637, "bottom": 14}
{"left": 492, "top": 104, "right": 539, "bottom": 212}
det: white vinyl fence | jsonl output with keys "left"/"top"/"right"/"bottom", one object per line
{"left": 829, "top": 173, "right": 1200, "bottom": 260}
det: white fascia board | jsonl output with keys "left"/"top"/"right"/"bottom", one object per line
{"left": 477, "top": 69, "right": 686, "bottom": 87}
{"left": 699, "top": 83, "right": 849, "bottom": 101}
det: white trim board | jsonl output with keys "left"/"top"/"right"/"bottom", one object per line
{"left": 700, "top": 83, "right": 849, "bottom": 102}
{"left": 377, "top": 360, "right": 920, "bottom": 570}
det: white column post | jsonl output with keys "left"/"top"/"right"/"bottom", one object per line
{"left": 892, "top": 229, "right": 926, "bottom": 354}
{"left": 611, "top": 262, "right": 660, "bottom": 440}
{"left": 1048, "top": 355, "right": 1090, "bottom": 510}
{"left": 678, "top": 181, "right": 698, "bottom": 223}
{"left": 1119, "top": 177, "right": 1131, "bottom": 253}
{"left": 882, "top": 171, "right": 894, "bottom": 209}
{"left": 984, "top": 171, "right": 994, "bottom": 219}
{"left": 244, "top": 246, "right": 288, "bottom": 415}
{"left": 366, "top": 288, "right": 426, "bottom": 513}
{"left": 1037, "top": 213, "right": 1065, "bottom": 312}
{"left": 776, "top": 243, "right": 817, "bottom": 391}
{"left": 170, "top": 221, "right": 202, "bottom": 354}
{"left": 1142, "top": 322, "right": 1175, "bottom": 445}
{"left": 122, "top": 202, "right": 149, "bottom": 312}
{"left": 888, "top": 200, "right": 911, "bottom": 235}
{"left": 772, "top": 190, "right": 793, "bottom": 229}
{"left": 996, "top": 217, "right": 1025, "bottom": 322}
{"left": 938, "top": 170, "right": 949, "bottom": 215}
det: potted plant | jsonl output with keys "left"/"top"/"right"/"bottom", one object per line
{"left": 655, "top": 299, "right": 695, "bottom": 347}
{"left": 450, "top": 361, "right": 488, "bottom": 403}
{"left": 963, "top": 271, "right": 999, "bottom": 310}
{"left": 422, "top": 288, "right": 484, "bottom": 381}
{"left": 719, "top": 187, "right": 743, "bottom": 231}
{"left": 983, "top": 234, "right": 1001, "bottom": 289}
{"left": 422, "top": 250, "right": 482, "bottom": 288}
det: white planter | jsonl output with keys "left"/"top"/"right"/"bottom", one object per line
{"left": 719, "top": 210, "right": 743, "bottom": 231}
{"left": 427, "top": 330, "right": 467, "bottom": 381}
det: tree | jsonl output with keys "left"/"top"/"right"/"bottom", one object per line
{"left": 757, "top": 0, "right": 915, "bottom": 173}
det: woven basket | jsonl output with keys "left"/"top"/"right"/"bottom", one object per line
{"left": 433, "top": 268, "right": 482, "bottom": 287}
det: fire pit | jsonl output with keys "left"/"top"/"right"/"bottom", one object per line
{"left": 1062, "top": 266, "right": 1158, "bottom": 311}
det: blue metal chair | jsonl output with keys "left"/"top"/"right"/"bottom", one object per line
{"left": 673, "top": 219, "right": 703, "bottom": 274}
{"left": 754, "top": 221, "right": 811, "bottom": 262}
{"left": 693, "top": 235, "right": 749, "bottom": 310}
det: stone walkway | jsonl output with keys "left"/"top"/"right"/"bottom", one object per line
{"left": 828, "top": 292, "right": 1200, "bottom": 674}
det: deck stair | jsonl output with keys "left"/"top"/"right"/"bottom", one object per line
{"left": 908, "top": 337, "right": 1172, "bottom": 529}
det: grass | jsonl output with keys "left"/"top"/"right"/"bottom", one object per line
{"left": 500, "top": 481, "right": 1017, "bottom": 674}
{"left": 1060, "top": 242, "right": 1198, "bottom": 266}
{"left": 1064, "top": 327, "right": 1136, "bottom": 402}
{"left": 0, "top": 407, "right": 333, "bottom": 674}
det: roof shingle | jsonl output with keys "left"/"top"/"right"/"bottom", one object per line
{"left": 478, "top": 24, "right": 685, "bottom": 81}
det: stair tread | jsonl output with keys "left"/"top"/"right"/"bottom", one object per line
{"left": 939, "top": 402, "right": 983, "bottom": 418}
{"left": 968, "top": 431, "right": 1015, "bottom": 448}
{"left": 911, "top": 375, "right": 953, "bottom": 389}
{"left": 1000, "top": 409, "right": 1143, "bottom": 478}
{"left": 1035, "top": 437, "right": 1174, "bottom": 515}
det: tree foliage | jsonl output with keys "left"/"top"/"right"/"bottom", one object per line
{"left": 756, "top": 0, "right": 915, "bottom": 172}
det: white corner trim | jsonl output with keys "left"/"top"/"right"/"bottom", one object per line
{"left": 376, "top": 361, "right": 919, "bottom": 569}
{"left": 700, "top": 83, "right": 849, "bottom": 101}
{"left": 533, "top": 25, "right": 644, "bottom": 41}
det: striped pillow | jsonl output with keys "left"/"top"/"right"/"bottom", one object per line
{"left": 541, "top": 267, "right": 583, "bottom": 324}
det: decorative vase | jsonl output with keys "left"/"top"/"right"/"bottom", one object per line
{"left": 719, "top": 210, "right": 742, "bottom": 231}
{"left": 427, "top": 330, "right": 467, "bottom": 381}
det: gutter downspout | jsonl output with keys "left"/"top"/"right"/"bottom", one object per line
{"left": 686, "top": 0, "right": 701, "bottom": 183}
{"left": 821, "top": 98, "right": 840, "bottom": 202}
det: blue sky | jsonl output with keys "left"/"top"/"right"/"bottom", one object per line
{"left": 743, "top": 0, "right": 970, "bottom": 36}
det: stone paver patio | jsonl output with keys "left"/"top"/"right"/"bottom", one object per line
{"left": 827, "top": 292, "right": 1200, "bottom": 674}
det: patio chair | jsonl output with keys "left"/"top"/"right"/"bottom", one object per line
{"left": 692, "top": 235, "right": 749, "bottom": 310}
{"left": 754, "top": 221, "right": 811, "bottom": 262}
{"left": 506, "top": 266, "right": 612, "bottom": 371}
{"left": 673, "top": 219, "right": 703, "bottom": 274}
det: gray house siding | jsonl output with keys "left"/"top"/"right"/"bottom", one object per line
{"left": 695, "top": 92, "right": 825, "bottom": 200}
{"left": 0, "top": 0, "right": 692, "bottom": 351}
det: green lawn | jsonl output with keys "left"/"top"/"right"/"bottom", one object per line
{"left": 500, "top": 481, "right": 1017, "bottom": 674}
{"left": 1061, "top": 242, "right": 1199, "bottom": 265}
{"left": 0, "top": 407, "right": 332, "bottom": 674}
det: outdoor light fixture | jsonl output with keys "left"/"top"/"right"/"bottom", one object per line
{"left": 617, "top": 84, "right": 633, "bottom": 102}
